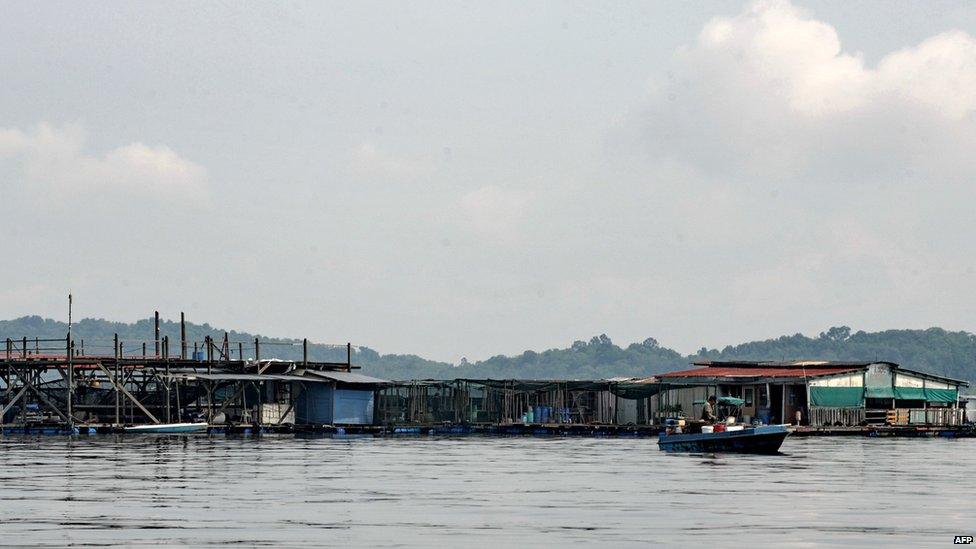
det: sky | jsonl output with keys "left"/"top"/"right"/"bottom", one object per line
{"left": 2, "top": 0, "right": 976, "bottom": 362}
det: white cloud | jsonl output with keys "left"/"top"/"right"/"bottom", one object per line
{"left": 687, "top": 0, "right": 976, "bottom": 119}
{"left": 644, "top": 0, "right": 976, "bottom": 183}
{"left": 0, "top": 123, "right": 209, "bottom": 203}
{"left": 877, "top": 31, "right": 976, "bottom": 119}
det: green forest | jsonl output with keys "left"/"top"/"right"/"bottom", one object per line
{"left": 1, "top": 316, "right": 973, "bottom": 384}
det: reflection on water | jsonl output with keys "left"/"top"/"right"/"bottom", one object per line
{"left": 0, "top": 435, "right": 973, "bottom": 547}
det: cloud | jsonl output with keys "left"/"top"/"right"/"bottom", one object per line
{"left": 642, "top": 0, "right": 976, "bottom": 184}
{"left": 458, "top": 185, "right": 535, "bottom": 242}
{"left": 0, "top": 123, "right": 209, "bottom": 204}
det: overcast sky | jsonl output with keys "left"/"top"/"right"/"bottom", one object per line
{"left": 2, "top": 0, "right": 976, "bottom": 362}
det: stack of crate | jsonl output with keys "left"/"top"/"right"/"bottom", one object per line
{"left": 255, "top": 403, "right": 295, "bottom": 426}
{"left": 886, "top": 409, "right": 909, "bottom": 425}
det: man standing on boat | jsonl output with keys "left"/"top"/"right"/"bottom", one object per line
{"left": 701, "top": 395, "right": 717, "bottom": 424}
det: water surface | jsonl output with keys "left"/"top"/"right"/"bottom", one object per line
{"left": 0, "top": 435, "right": 972, "bottom": 547}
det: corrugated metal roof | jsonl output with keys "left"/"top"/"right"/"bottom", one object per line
{"left": 659, "top": 366, "right": 862, "bottom": 379}
{"left": 163, "top": 372, "right": 326, "bottom": 382}
{"left": 691, "top": 360, "right": 897, "bottom": 368}
{"left": 303, "top": 370, "right": 390, "bottom": 384}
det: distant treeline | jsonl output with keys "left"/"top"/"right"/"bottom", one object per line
{"left": 1, "top": 316, "right": 973, "bottom": 384}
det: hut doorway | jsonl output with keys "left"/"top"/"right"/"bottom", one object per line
{"left": 787, "top": 384, "right": 808, "bottom": 425}
{"left": 768, "top": 385, "right": 783, "bottom": 424}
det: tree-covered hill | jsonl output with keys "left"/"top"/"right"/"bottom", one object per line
{"left": 1, "top": 316, "right": 973, "bottom": 384}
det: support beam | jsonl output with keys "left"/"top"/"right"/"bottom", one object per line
{"left": 0, "top": 385, "right": 30, "bottom": 420}
{"left": 94, "top": 362, "right": 161, "bottom": 424}
{"left": 7, "top": 364, "right": 71, "bottom": 423}
{"left": 276, "top": 384, "right": 304, "bottom": 426}
{"left": 214, "top": 381, "right": 254, "bottom": 418}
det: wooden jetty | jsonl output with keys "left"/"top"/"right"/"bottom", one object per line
{"left": 0, "top": 311, "right": 357, "bottom": 432}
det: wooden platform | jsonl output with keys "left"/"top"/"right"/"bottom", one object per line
{"left": 792, "top": 425, "right": 976, "bottom": 437}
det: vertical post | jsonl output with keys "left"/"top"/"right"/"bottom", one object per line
{"left": 805, "top": 381, "right": 811, "bottom": 426}
{"left": 180, "top": 312, "right": 187, "bottom": 360}
{"left": 142, "top": 342, "right": 146, "bottom": 358}
{"left": 205, "top": 336, "right": 212, "bottom": 375}
{"left": 781, "top": 384, "right": 786, "bottom": 425}
{"left": 254, "top": 338, "right": 260, "bottom": 362}
{"left": 206, "top": 382, "right": 214, "bottom": 424}
{"left": 222, "top": 332, "right": 229, "bottom": 361}
{"left": 303, "top": 338, "right": 308, "bottom": 366}
{"left": 22, "top": 337, "right": 26, "bottom": 358}
{"left": 175, "top": 378, "right": 182, "bottom": 422}
{"left": 4, "top": 339, "right": 9, "bottom": 398}
{"left": 67, "top": 333, "right": 74, "bottom": 428}
{"left": 165, "top": 337, "right": 171, "bottom": 424}
{"left": 114, "top": 334, "right": 120, "bottom": 426}
{"left": 154, "top": 311, "right": 160, "bottom": 357}
{"left": 347, "top": 343, "right": 352, "bottom": 368}
{"left": 238, "top": 342, "right": 243, "bottom": 361}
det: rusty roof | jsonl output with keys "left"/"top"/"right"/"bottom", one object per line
{"left": 690, "top": 360, "right": 898, "bottom": 368}
{"left": 659, "top": 365, "right": 864, "bottom": 379}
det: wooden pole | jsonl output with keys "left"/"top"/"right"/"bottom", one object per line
{"left": 164, "top": 335, "right": 171, "bottom": 423}
{"left": 114, "top": 334, "right": 120, "bottom": 426}
{"left": 206, "top": 336, "right": 212, "bottom": 375}
{"left": 4, "top": 339, "right": 9, "bottom": 400}
{"left": 154, "top": 311, "right": 160, "bottom": 357}
{"left": 180, "top": 312, "right": 187, "bottom": 360}
{"left": 254, "top": 338, "right": 260, "bottom": 361}
{"left": 66, "top": 333, "right": 74, "bottom": 428}
{"left": 303, "top": 338, "right": 308, "bottom": 366}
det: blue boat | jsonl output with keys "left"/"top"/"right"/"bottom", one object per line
{"left": 658, "top": 424, "right": 790, "bottom": 453}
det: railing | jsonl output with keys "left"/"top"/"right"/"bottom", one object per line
{"left": 812, "top": 406, "right": 966, "bottom": 427}
{"left": 887, "top": 408, "right": 966, "bottom": 426}
{"left": 809, "top": 406, "right": 865, "bottom": 427}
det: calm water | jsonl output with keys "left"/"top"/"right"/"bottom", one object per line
{"left": 0, "top": 435, "right": 973, "bottom": 547}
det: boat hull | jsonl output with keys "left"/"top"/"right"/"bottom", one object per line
{"left": 658, "top": 425, "right": 789, "bottom": 454}
{"left": 123, "top": 423, "right": 208, "bottom": 434}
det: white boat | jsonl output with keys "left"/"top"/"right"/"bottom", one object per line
{"left": 123, "top": 422, "right": 208, "bottom": 434}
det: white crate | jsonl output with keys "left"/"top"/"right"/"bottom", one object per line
{"left": 256, "top": 403, "right": 295, "bottom": 425}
